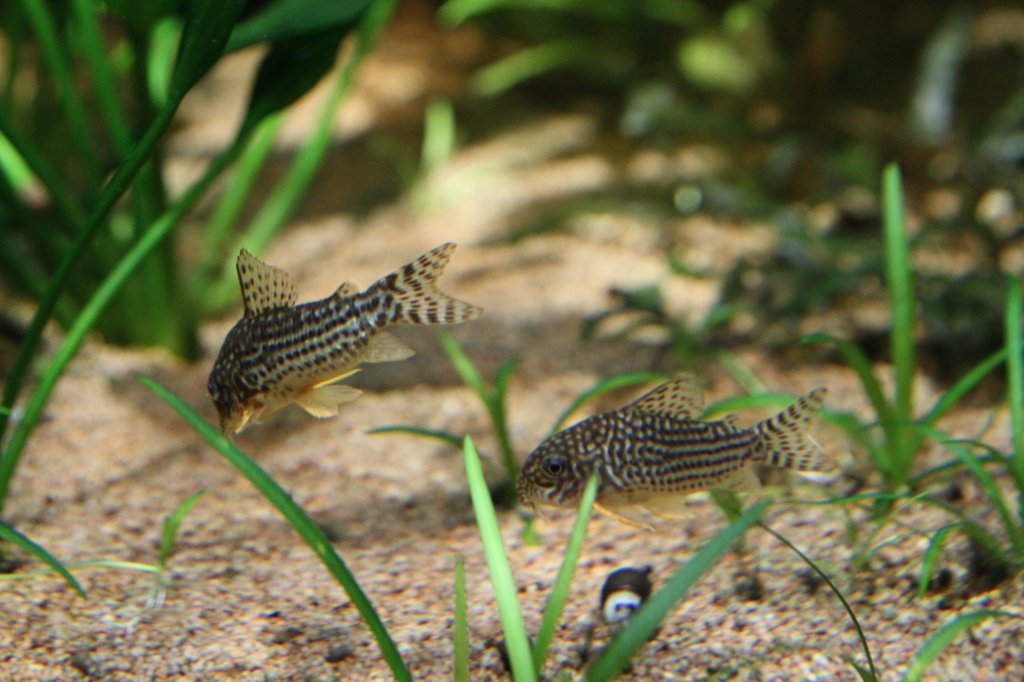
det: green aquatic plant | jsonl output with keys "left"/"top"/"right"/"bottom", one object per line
{"left": 913, "top": 275, "right": 1024, "bottom": 593}
{"left": 140, "top": 375, "right": 412, "bottom": 681}
{"left": 0, "top": 0, "right": 398, "bottom": 572}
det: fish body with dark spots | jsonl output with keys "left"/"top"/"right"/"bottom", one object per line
{"left": 208, "top": 243, "right": 482, "bottom": 434}
{"left": 517, "top": 373, "right": 830, "bottom": 527}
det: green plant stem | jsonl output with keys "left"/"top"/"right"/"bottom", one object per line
{"left": 454, "top": 555, "right": 470, "bottom": 682}
{"left": 18, "top": 0, "right": 102, "bottom": 192}
{"left": 532, "top": 475, "right": 598, "bottom": 674}
{"left": 1006, "top": 276, "right": 1023, "bottom": 481}
{"left": 0, "top": 108, "right": 86, "bottom": 229}
{"left": 0, "top": 135, "right": 244, "bottom": 515}
{"left": 210, "top": 0, "right": 399, "bottom": 309}
{"left": 882, "top": 163, "right": 916, "bottom": 487}
{"left": 70, "top": 0, "right": 132, "bottom": 156}
{"left": 760, "top": 524, "right": 877, "bottom": 680}
{"left": 198, "top": 112, "right": 283, "bottom": 288}
{"left": 0, "top": 98, "right": 180, "bottom": 450}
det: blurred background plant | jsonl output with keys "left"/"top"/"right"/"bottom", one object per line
{"left": 436, "top": 0, "right": 1023, "bottom": 383}
{"left": 0, "top": 0, "right": 398, "bottom": 553}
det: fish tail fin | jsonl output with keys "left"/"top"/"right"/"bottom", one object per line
{"left": 753, "top": 388, "right": 830, "bottom": 472}
{"left": 378, "top": 243, "right": 483, "bottom": 325}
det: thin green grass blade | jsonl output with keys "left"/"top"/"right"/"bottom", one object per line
{"left": 366, "top": 425, "right": 463, "bottom": 449}
{"left": 941, "top": 438, "right": 1017, "bottom": 546}
{"left": 918, "top": 523, "right": 959, "bottom": 597}
{"left": 0, "top": 521, "right": 86, "bottom": 598}
{"left": 21, "top": 0, "right": 102, "bottom": 190}
{"left": 1006, "top": 276, "right": 1023, "bottom": 478}
{"left": 69, "top": 0, "right": 132, "bottom": 156}
{"left": 472, "top": 38, "right": 593, "bottom": 96}
{"left": 0, "top": 136, "right": 244, "bottom": 515}
{"left": 198, "top": 113, "right": 283, "bottom": 300}
{"left": 454, "top": 554, "right": 470, "bottom": 682}
{"left": 801, "top": 333, "right": 893, "bottom": 423}
{"left": 210, "top": 0, "right": 398, "bottom": 309}
{"left": 532, "top": 474, "right": 598, "bottom": 674}
{"left": 850, "top": 660, "right": 879, "bottom": 682}
{"left": 586, "top": 499, "right": 771, "bottom": 682}
{"left": 464, "top": 436, "right": 536, "bottom": 682}
{"left": 761, "top": 524, "right": 876, "bottom": 680}
{"left": 921, "top": 348, "right": 1005, "bottom": 428}
{"left": 901, "top": 610, "right": 1021, "bottom": 682}
{"left": 0, "top": 559, "right": 158, "bottom": 581}
{"left": 882, "top": 163, "right": 916, "bottom": 484}
{"left": 882, "top": 163, "right": 915, "bottom": 421}
{"left": 492, "top": 357, "right": 521, "bottom": 482}
{"left": 421, "top": 97, "right": 456, "bottom": 171}
{"left": 158, "top": 490, "right": 206, "bottom": 568}
{"left": 440, "top": 331, "right": 489, "bottom": 401}
{"left": 702, "top": 392, "right": 793, "bottom": 418}
{"left": 548, "top": 372, "right": 667, "bottom": 435}
{"left": 139, "top": 376, "right": 412, "bottom": 682}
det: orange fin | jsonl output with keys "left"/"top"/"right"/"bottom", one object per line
{"left": 296, "top": 383, "right": 363, "bottom": 418}
{"left": 639, "top": 493, "right": 693, "bottom": 520}
{"left": 626, "top": 373, "right": 704, "bottom": 419}
{"left": 236, "top": 249, "right": 298, "bottom": 316}
{"left": 754, "top": 388, "right": 830, "bottom": 472}
{"left": 594, "top": 501, "right": 654, "bottom": 529}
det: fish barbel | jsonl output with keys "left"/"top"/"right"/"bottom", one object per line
{"left": 208, "top": 243, "right": 482, "bottom": 433}
{"left": 517, "top": 374, "right": 829, "bottom": 527}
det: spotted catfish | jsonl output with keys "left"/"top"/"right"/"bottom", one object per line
{"left": 208, "top": 243, "right": 482, "bottom": 433}
{"left": 517, "top": 374, "right": 829, "bottom": 527}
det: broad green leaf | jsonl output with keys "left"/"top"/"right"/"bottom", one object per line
{"left": 241, "top": 27, "right": 351, "bottom": 134}
{"left": 169, "top": 0, "right": 248, "bottom": 101}
{"left": 229, "top": 0, "right": 375, "bottom": 51}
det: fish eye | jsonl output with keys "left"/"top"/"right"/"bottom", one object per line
{"left": 541, "top": 455, "right": 568, "bottom": 478}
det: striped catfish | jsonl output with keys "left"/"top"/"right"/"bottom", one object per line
{"left": 208, "top": 243, "right": 482, "bottom": 433}
{"left": 517, "top": 374, "right": 829, "bottom": 527}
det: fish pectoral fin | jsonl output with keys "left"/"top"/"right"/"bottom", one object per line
{"left": 362, "top": 331, "right": 415, "bottom": 363}
{"left": 714, "top": 466, "right": 762, "bottom": 493}
{"left": 296, "top": 383, "right": 363, "bottom": 418}
{"left": 594, "top": 500, "right": 654, "bottom": 530}
{"left": 236, "top": 249, "right": 298, "bottom": 316}
{"left": 639, "top": 493, "right": 693, "bottom": 520}
{"left": 628, "top": 373, "right": 704, "bottom": 419}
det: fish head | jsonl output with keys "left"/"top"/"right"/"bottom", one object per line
{"left": 518, "top": 420, "right": 605, "bottom": 510}
{"left": 208, "top": 358, "right": 263, "bottom": 434}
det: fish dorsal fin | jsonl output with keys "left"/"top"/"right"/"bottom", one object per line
{"left": 335, "top": 281, "right": 359, "bottom": 298}
{"left": 236, "top": 249, "right": 298, "bottom": 317}
{"left": 627, "top": 373, "right": 704, "bottom": 419}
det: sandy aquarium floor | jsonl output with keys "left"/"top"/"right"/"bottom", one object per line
{"left": 2, "top": 5, "right": 1023, "bottom": 682}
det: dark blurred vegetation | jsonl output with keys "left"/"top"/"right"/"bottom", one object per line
{"left": 440, "top": 0, "right": 1024, "bottom": 381}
